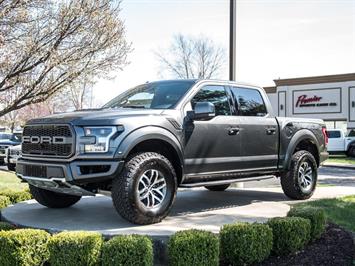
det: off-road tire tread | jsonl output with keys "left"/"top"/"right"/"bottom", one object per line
{"left": 281, "top": 150, "right": 317, "bottom": 200}
{"left": 205, "top": 184, "right": 230, "bottom": 191}
{"left": 112, "top": 152, "right": 177, "bottom": 225}
{"left": 29, "top": 184, "right": 81, "bottom": 208}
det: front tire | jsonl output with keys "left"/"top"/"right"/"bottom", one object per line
{"left": 281, "top": 150, "right": 318, "bottom": 200}
{"left": 7, "top": 163, "right": 16, "bottom": 172}
{"left": 29, "top": 185, "right": 81, "bottom": 208}
{"left": 346, "top": 145, "right": 355, "bottom": 157}
{"left": 112, "top": 152, "right": 177, "bottom": 225}
{"left": 205, "top": 184, "right": 230, "bottom": 191}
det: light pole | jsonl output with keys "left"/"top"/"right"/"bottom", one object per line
{"left": 229, "top": 0, "right": 236, "bottom": 81}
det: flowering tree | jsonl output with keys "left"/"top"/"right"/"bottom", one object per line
{"left": 0, "top": 0, "right": 131, "bottom": 117}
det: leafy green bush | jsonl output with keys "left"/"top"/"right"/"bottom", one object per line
{"left": 220, "top": 222, "right": 273, "bottom": 265}
{"left": 267, "top": 217, "right": 311, "bottom": 255}
{"left": 102, "top": 235, "right": 153, "bottom": 266}
{"left": 0, "top": 221, "right": 15, "bottom": 231}
{"left": 0, "top": 195, "right": 11, "bottom": 209}
{"left": 0, "top": 229, "right": 50, "bottom": 266}
{"left": 48, "top": 231, "right": 103, "bottom": 266}
{"left": 0, "top": 189, "right": 32, "bottom": 203}
{"left": 168, "top": 229, "right": 219, "bottom": 266}
{"left": 287, "top": 207, "right": 326, "bottom": 240}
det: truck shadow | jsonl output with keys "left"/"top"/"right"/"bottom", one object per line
{"left": 171, "top": 189, "right": 288, "bottom": 216}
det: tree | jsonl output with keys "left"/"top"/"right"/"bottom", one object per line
{"left": 0, "top": 0, "right": 131, "bottom": 117}
{"left": 156, "top": 34, "right": 226, "bottom": 79}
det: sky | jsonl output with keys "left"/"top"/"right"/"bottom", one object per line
{"left": 92, "top": 0, "right": 355, "bottom": 106}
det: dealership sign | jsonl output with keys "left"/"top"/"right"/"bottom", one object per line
{"left": 293, "top": 88, "right": 341, "bottom": 114}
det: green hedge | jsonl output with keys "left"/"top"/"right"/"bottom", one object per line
{"left": 267, "top": 217, "right": 311, "bottom": 255}
{"left": 287, "top": 207, "right": 326, "bottom": 240}
{"left": 48, "top": 231, "right": 103, "bottom": 266}
{"left": 0, "top": 189, "right": 32, "bottom": 204}
{"left": 220, "top": 222, "right": 273, "bottom": 265}
{"left": 102, "top": 235, "right": 153, "bottom": 266}
{"left": 0, "top": 229, "right": 50, "bottom": 266}
{"left": 0, "top": 195, "right": 11, "bottom": 209}
{"left": 0, "top": 221, "right": 15, "bottom": 231}
{"left": 168, "top": 229, "right": 219, "bottom": 266}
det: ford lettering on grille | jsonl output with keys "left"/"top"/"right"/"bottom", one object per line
{"left": 22, "top": 125, "right": 74, "bottom": 158}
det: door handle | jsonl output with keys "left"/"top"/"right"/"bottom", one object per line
{"left": 352, "top": 101, "right": 355, "bottom": 108}
{"left": 228, "top": 127, "right": 240, "bottom": 135}
{"left": 266, "top": 127, "right": 276, "bottom": 135}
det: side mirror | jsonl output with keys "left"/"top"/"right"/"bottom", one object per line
{"left": 192, "top": 102, "right": 215, "bottom": 120}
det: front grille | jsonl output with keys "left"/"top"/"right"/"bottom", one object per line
{"left": 24, "top": 165, "right": 47, "bottom": 178}
{"left": 22, "top": 125, "right": 74, "bottom": 158}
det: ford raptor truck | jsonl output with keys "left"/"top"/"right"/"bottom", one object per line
{"left": 16, "top": 80, "right": 329, "bottom": 224}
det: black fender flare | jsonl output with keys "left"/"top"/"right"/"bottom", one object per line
{"left": 114, "top": 126, "right": 183, "bottom": 167}
{"left": 283, "top": 129, "right": 320, "bottom": 170}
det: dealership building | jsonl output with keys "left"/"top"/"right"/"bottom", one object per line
{"left": 265, "top": 73, "right": 355, "bottom": 132}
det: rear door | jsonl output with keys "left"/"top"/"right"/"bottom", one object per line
{"left": 327, "top": 130, "right": 344, "bottom": 151}
{"left": 229, "top": 86, "right": 279, "bottom": 171}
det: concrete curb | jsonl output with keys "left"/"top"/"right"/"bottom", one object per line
{"left": 322, "top": 164, "right": 355, "bottom": 170}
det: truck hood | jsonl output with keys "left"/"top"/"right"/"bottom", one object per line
{"left": 27, "top": 108, "right": 165, "bottom": 126}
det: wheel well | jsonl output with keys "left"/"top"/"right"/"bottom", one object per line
{"left": 294, "top": 139, "right": 319, "bottom": 166}
{"left": 127, "top": 139, "right": 183, "bottom": 184}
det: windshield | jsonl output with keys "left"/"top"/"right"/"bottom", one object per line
{"left": 0, "top": 133, "right": 19, "bottom": 141}
{"left": 103, "top": 80, "right": 196, "bottom": 109}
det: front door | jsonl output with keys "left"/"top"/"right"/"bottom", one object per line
{"left": 183, "top": 85, "right": 242, "bottom": 176}
{"left": 230, "top": 86, "right": 279, "bottom": 171}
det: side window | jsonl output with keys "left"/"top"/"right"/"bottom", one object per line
{"left": 328, "top": 131, "right": 341, "bottom": 138}
{"left": 231, "top": 87, "right": 267, "bottom": 116}
{"left": 191, "top": 85, "right": 231, "bottom": 116}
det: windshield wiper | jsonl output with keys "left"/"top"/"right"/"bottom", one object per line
{"left": 121, "top": 105, "right": 146, "bottom": 109}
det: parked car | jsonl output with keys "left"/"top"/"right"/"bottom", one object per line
{"left": 326, "top": 129, "right": 355, "bottom": 157}
{"left": 16, "top": 80, "right": 328, "bottom": 224}
{"left": 0, "top": 133, "right": 21, "bottom": 164}
{"left": 4, "top": 144, "right": 21, "bottom": 171}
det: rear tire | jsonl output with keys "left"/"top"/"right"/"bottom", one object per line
{"left": 29, "top": 185, "right": 81, "bottom": 208}
{"left": 111, "top": 152, "right": 177, "bottom": 225}
{"left": 7, "top": 163, "right": 16, "bottom": 172}
{"left": 205, "top": 184, "right": 230, "bottom": 191}
{"left": 281, "top": 150, "right": 317, "bottom": 200}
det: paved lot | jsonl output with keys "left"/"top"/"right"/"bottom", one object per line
{"left": 1, "top": 165, "right": 354, "bottom": 237}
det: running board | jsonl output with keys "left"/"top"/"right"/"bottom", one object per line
{"left": 179, "top": 175, "right": 275, "bottom": 188}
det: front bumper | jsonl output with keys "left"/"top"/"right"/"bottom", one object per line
{"left": 16, "top": 158, "right": 124, "bottom": 186}
{"left": 4, "top": 157, "right": 17, "bottom": 164}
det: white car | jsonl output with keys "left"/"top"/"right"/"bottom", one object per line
{"left": 327, "top": 129, "right": 355, "bottom": 157}
{"left": 4, "top": 144, "right": 21, "bottom": 171}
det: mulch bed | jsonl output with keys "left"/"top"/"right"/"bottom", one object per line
{"left": 258, "top": 223, "right": 354, "bottom": 266}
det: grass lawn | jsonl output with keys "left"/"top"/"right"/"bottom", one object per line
{"left": 327, "top": 155, "right": 355, "bottom": 165}
{"left": 293, "top": 195, "right": 355, "bottom": 231}
{"left": 0, "top": 170, "right": 28, "bottom": 191}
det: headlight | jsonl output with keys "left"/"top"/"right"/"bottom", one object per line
{"left": 83, "top": 126, "right": 118, "bottom": 153}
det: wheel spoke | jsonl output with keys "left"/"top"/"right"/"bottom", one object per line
{"left": 138, "top": 169, "right": 167, "bottom": 209}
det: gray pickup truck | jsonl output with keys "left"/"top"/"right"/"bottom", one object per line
{"left": 16, "top": 80, "right": 328, "bottom": 224}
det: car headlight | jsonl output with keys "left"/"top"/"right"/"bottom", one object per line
{"left": 83, "top": 126, "right": 119, "bottom": 153}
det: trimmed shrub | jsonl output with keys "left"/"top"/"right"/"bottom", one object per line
{"left": 48, "top": 231, "right": 103, "bottom": 266}
{"left": 220, "top": 222, "right": 273, "bottom": 265}
{"left": 0, "top": 189, "right": 32, "bottom": 204}
{"left": 267, "top": 217, "right": 311, "bottom": 255}
{"left": 0, "top": 229, "right": 50, "bottom": 266}
{"left": 0, "top": 221, "right": 15, "bottom": 231}
{"left": 168, "top": 229, "right": 219, "bottom": 266}
{"left": 287, "top": 207, "right": 326, "bottom": 240}
{"left": 102, "top": 235, "right": 153, "bottom": 266}
{"left": 0, "top": 195, "right": 11, "bottom": 209}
